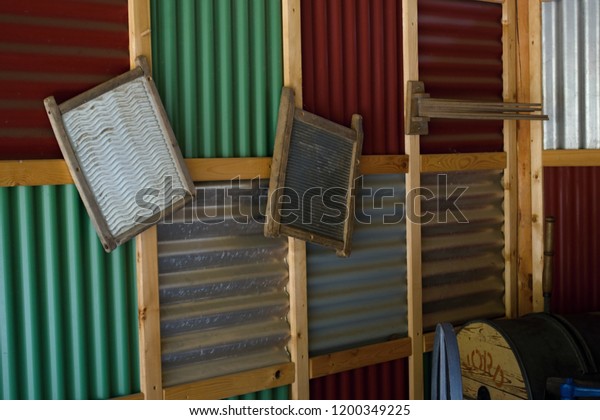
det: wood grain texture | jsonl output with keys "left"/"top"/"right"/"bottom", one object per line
{"left": 403, "top": 0, "right": 424, "bottom": 400}
{"left": 128, "top": 0, "right": 152, "bottom": 71}
{"left": 421, "top": 153, "right": 507, "bottom": 173}
{"left": 163, "top": 363, "right": 295, "bottom": 400}
{"left": 0, "top": 160, "right": 72, "bottom": 186}
{"left": 360, "top": 155, "right": 408, "bottom": 174}
{"left": 457, "top": 322, "right": 528, "bottom": 399}
{"left": 542, "top": 150, "right": 600, "bottom": 167}
{"left": 187, "top": 157, "right": 271, "bottom": 181}
{"left": 310, "top": 338, "right": 412, "bottom": 379}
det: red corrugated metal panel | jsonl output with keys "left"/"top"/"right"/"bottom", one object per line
{"left": 310, "top": 359, "right": 408, "bottom": 400}
{"left": 0, "top": 0, "right": 130, "bottom": 159}
{"left": 544, "top": 167, "right": 600, "bottom": 315}
{"left": 301, "top": 0, "right": 403, "bottom": 155}
{"left": 418, "top": 0, "right": 503, "bottom": 154}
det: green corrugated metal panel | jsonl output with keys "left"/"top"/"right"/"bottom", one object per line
{"left": 151, "top": 0, "right": 283, "bottom": 158}
{"left": 0, "top": 185, "right": 139, "bottom": 400}
{"left": 226, "top": 386, "right": 289, "bottom": 400}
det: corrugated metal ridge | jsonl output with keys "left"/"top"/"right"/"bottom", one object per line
{"left": 150, "top": 0, "right": 283, "bottom": 158}
{"left": 301, "top": 0, "right": 404, "bottom": 154}
{"left": 418, "top": 0, "right": 503, "bottom": 154}
{"left": 307, "top": 174, "right": 408, "bottom": 356}
{"left": 421, "top": 170, "right": 505, "bottom": 330}
{"left": 0, "top": 0, "right": 129, "bottom": 159}
{"left": 543, "top": 0, "right": 600, "bottom": 149}
{"left": 158, "top": 180, "right": 290, "bottom": 388}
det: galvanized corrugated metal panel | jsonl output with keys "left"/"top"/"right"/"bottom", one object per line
{"left": 301, "top": 0, "right": 404, "bottom": 155}
{"left": 418, "top": 0, "right": 504, "bottom": 154}
{"left": 150, "top": 0, "right": 283, "bottom": 158}
{"left": 307, "top": 174, "right": 407, "bottom": 355}
{"left": 310, "top": 359, "right": 408, "bottom": 400}
{"left": 544, "top": 167, "right": 600, "bottom": 314}
{"left": 421, "top": 170, "right": 505, "bottom": 330}
{"left": 158, "top": 180, "right": 291, "bottom": 387}
{"left": 0, "top": 185, "right": 139, "bottom": 399}
{"left": 543, "top": 0, "right": 600, "bottom": 149}
{"left": 0, "top": 0, "right": 130, "bottom": 159}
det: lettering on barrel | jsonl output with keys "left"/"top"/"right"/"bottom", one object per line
{"left": 463, "top": 349, "right": 505, "bottom": 388}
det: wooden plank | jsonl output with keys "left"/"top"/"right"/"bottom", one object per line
{"left": 0, "top": 156, "right": 412, "bottom": 187}
{"left": 361, "top": 155, "right": 408, "bottom": 174}
{"left": 112, "top": 393, "right": 145, "bottom": 400}
{"left": 515, "top": 0, "right": 533, "bottom": 316}
{"left": 186, "top": 157, "right": 271, "bottom": 181}
{"left": 129, "top": 0, "right": 162, "bottom": 401}
{"left": 403, "top": 0, "right": 424, "bottom": 400}
{"left": 0, "top": 160, "right": 72, "bottom": 186}
{"left": 282, "top": 0, "right": 309, "bottom": 401}
{"left": 135, "top": 226, "right": 163, "bottom": 400}
{"left": 542, "top": 150, "right": 600, "bottom": 167}
{"left": 310, "top": 338, "right": 412, "bottom": 379}
{"left": 423, "top": 331, "right": 436, "bottom": 354}
{"left": 421, "top": 153, "right": 507, "bottom": 173}
{"left": 503, "top": 0, "right": 519, "bottom": 319}
{"left": 163, "top": 363, "right": 295, "bottom": 400}
{"left": 529, "top": 0, "right": 544, "bottom": 313}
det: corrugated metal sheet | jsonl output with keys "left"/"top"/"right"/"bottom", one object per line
{"left": 0, "top": 185, "right": 139, "bottom": 399}
{"left": 158, "top": 180, "right": 291, "bottom": 387}
{"left": 307, "top": 174, "right": 407, "bottom": 355}
{"left": 310, "top": 359, "right": 408, "bottom": 400}
{"left": 418, "top": 0, "right": 504, "bottom": 154}
{"left": 421, "top": 170, "right": 505, "bottom": 330}
{"left": 544, "top": 167, "right": 600, "bottom": 314}
{"left": 543, "top": 0, "right": 600, "bottom": 150}
{"left": 0, "top": 0, "right": 130, "bottom": 159}
{"left": 226, "top": 387, "right": 289, "bottom": 400}
{"left": 150, "top": 0, "right": 283, "bottom": 158}
{"left": 301, "top": 0, "right": 404, "bottom": 155}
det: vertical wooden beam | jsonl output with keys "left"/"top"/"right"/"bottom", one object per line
{"left": 515, "top": 0, "right": 534, "bottom": 316}
{"left": 502, "top": 0, "right": 519, "bottom": 318}
{"left": 403, "top": 0, "right": 424, "bottom": 400}
{"left": 129, "top": 0, "right": 163, "bottom": 400}
{"left": 529, "top": 0, "right": 545, "bottom": 313}
{"left": 282, "top": 0, "right": 309, "bottom": 400}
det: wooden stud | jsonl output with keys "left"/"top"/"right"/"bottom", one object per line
{"left": 403, "top": 0, "right": 424, "bottom": 400}
{"left": 543, "top": 150, "right": 600, "bottom": 167}
{"left": 163, "top": 363, "right": 295, "bottom": 400}
{"left": 129, "top": 0, "right": 162, "bottom": 400}
{"left": 421, "top": 152, "right": 507, "bottom": 173}
{"left": 282, "top": 0, "right": 309, "bottom": 400}
{"left": 503, "top": 0, "right": 519, "bottom": 319}
{"left": 529, "top": 0, "right": 544, "bottom": 313}
{"left": 310, "top": 338, "right": 412, "bottom": 379}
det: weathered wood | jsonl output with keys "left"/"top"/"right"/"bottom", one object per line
{"left": 186, "top": 157, "right": 271, "bottom": 181}
{"left": 403, "top": 0, "right": 424, "bottom": 400}
{"left": 421, "top": 153, "right": 507, "bottom": 173}
{"left": 310, "top": 338, "right": 412, "bottom": 379}
{"left": 457, "top": 322, "right": 528, "bottom": 400}
{"left": 503, "top": 0, "right": 519, "bottom": 319}
{"left": 163, "top": 363, "right": 295, "bottom": 400}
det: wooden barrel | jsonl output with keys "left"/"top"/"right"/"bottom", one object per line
{"left": 457, "top": 313, "right": 598, "bottom": 399}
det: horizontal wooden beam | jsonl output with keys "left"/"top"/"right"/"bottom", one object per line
{"left": 309, "top": 338, "right": 412, "bottom": 379}
{"left": 543, "top": 150, "right": 600, "bottom": 167}
{"left": 0, "top": 155, "right": 410, "bottom": 187}
{"left": 163, "top": 363, "right": 295, "bottom": 400}
{"left": 421, "top": 152, "right": 507, "bottom": 173}
{"left": 111, "top": 392, "right": 145, "bottom": 400}
{"left": 423, "top": 331, "right": 436, "bottom": 353}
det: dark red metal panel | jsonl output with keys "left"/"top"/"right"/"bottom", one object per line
{"left": 0, "top": 0, "right": 130, "bottom": 159}
{"left": 301, "top": 0, "right": 403, "bottom": 155}
{"left": 310, "top": 359, "right": 408, "bottom": 400}
{"left": 418, "top": 0, "right": 503, "bottom": 154}
{"left": 544, "top": 167, "right": 600, "bottom": 315}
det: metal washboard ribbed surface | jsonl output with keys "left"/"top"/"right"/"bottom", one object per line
{"left": 421, "top": 170, "right": 505, "bottom": 330}
{"left": 543, "top": 0, "right": 600, "bottom": 149}
{"left": 0, "top": 185, "right": 139, "bottom": 400}
{"left": 150, "top": 0, "right": 282, "bottom": 158}
{"left": 157, "top": 180, "right": 290, "bottom": 387}
{"left": 307, "top": 174, "right": 408, "bottom": 355}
